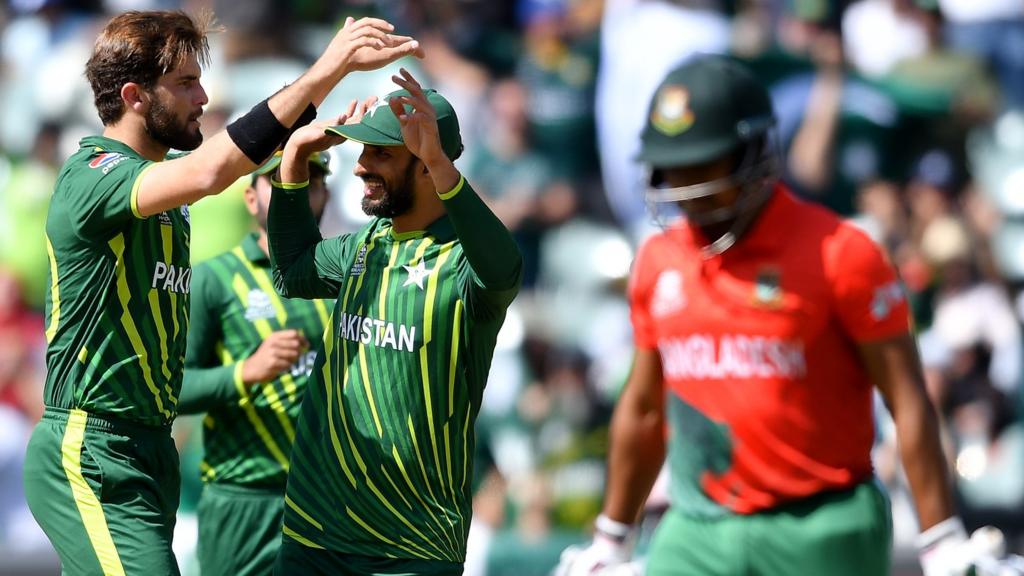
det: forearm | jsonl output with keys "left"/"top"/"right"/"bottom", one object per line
{"left": 177, "top": 364, "right": 242, "bottom": 414}
{"left": 787, "top": 69, "right": 842, "bottom": 191}
{"left": 267, "top": 182, "right": 331, "bottom": 299}
{"left": 602, "top": 395, "right": 667, "bottom": 523}
{"left": 896, "top": 397, "right": 955, "bottom": 531}
{"left": 427, "top": 160, "right": 522, "bottom": 290}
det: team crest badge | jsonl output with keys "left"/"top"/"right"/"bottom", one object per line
{"left": 88, "top": 152, "right": 123, "bottom": 169}
{"left": 244, "top": 289, "right": 276, "bottom": 321}
{"left": 651, "top": 85, "right": 695, "bottom": 136}
{"left": 752, "top": 267, "right": 782, "bottom": 308}
{"left": 651, "top": 269, "right": 686, "bottom": 318}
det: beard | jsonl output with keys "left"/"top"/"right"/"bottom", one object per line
{"left": 144, "top": 94, "right": 202, "bottom": 151}
{"left": 360, "top": 158, "right": 417, "bottom": 218}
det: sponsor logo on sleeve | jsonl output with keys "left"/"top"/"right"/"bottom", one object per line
{"left": 870, "top": 281, "right": 905, "bottom": 321}
{"left": 88, "top": 152, "right": 128, "bottom": 174}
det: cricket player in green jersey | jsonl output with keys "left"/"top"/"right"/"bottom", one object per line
{"left": 22, "top": 9, "right": 423, "bottom": 575}
{"left": 266, "top": 69, "right": 523, "bottom": 576}
{"left": 179, "top": 151, "right": 334, "bottom": 576}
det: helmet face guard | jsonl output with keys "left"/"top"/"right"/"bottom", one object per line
{"left": 643, "top": 129, "right": 782, "bottom": 255}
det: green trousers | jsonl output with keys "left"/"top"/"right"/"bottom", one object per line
{"left": 273, "top": 535, "right": 464, "bottom": 576}
{"left": 197, "top": 483, "right": 286, "bottom": 576}
{"left": 23, "top": 407, "right": 181, "bottom": 576}
{"left": 646, "top": 481, "right": 892, "bottom": 576}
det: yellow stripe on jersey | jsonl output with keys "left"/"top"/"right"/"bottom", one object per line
{"left": 448, "top": 300, "right": 463, "bottom": 416}
{"left": 321, "top": 317, "right": 358, "bottom": 488}
{"left": 109, "top": 234, "right": 170, "bottom": 419}
{"left": 313, "top": 299, "right": 330, "bottom": 326}
{"left": 220, "top": 325, "right": 291, "bottom": 470}
{"left": 285, "top": 495, "right": 323, "bottom": 531}
{"left": 45, "top": 235, "right": 61, "bottom": 343}
{"left": 231, "top": 274, "right": 296, "bottom": 443}
{"left": 283, "top": 524, "right": 325, "bottom": 549}
{"left": 378, "top": 242, "right": 401, "bottom": 316}
{"left": 129, "top": 164, "right": 156, "bottom": 219}
{"left": 461, "top": 408, "right": 471, "bottom": 491}
{"left": 231, "top": 247, "right": 301, "bottom": 402}
{"left": 161, "top": 224, "right": 181, "bottom": 343}
{"left": 147, "top": 289, "right": 176, "bottom": 404}
{"left": 78, "top": 346, "right": 88, "bottom": 364}
{"left": 346, "top": 507, "right": 437, "bottom": 561}
{"left": 391, "top": 445, "right": 459, "bottom": 556}
{"left": 419, "top": 242, "right": 455, "bottom": 500}
{"left": 62, "top": 409, "right": 126, "bottom": 576}
{"left": 358, "top": 342, "right": 383, "bottom": 437}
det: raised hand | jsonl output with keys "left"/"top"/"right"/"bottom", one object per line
{"left": 326, "top": 17, "right": 424, "bottom": 77}
{"left": 387, "top": 68, "right": 445, "bottom": 165}
{"left": 241, "top": 329, "right": 310, "bottom": 386}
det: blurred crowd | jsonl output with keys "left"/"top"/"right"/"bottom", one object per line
{"left": 1, "top": 0, "right": 1023, "bottom": 574}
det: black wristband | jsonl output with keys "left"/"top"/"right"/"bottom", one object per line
{"left": 226, "top": 98, "right": 288, "bottom": 165}
{"left": 284, "top": 103, "right": 318, "bottom": 143}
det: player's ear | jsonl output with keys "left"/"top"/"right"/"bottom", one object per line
{"left": 121, "top": 82, "right": 148, "bottom": 115}
{"left": 243, "top": 183, "right": 260, "bottom": 217}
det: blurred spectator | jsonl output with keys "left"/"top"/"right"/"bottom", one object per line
{"left": 938, "top": 0, "right": 1024, "bottom": 109}
{"left": 516, "top": 0, "right": 601, "bottom": 182}
{"left": 465, "top": 77, "right": 570, "bottom": 288}
{"left": 0, "top": 272, "right": 46, "bottom": 550}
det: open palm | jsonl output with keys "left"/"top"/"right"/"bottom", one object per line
{"left": 387, "top": 68, "right": 446, "bottom": 165}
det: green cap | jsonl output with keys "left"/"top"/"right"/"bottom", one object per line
{"left": 254, "top": 150, "right": 332, "bottom": 177}
{"left": 637, "top": 55, "right": 775, "bottom": 168}
{"left": 326, "top": 89, "right": 464, "bottom": 161}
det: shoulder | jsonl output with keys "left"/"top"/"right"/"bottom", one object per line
{"left": 629, "top": 229, "right": 684, "bottom": 296}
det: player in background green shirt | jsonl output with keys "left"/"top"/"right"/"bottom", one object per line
{"left": 179, "top": 151, "right": 334, "bottom": 576}
{"left": 267, "top": 69, "right": 522, "bottom": 576}
{"left": 23, "top": 10, "right": 423, "bottom": 575}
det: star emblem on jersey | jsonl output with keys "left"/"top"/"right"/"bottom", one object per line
{"left": 403, "top": 261, "right": 432, "bottom": 290}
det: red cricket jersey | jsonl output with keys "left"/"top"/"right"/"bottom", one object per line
{"left": 628, "top": 185, "right": 909, "bottom": 515}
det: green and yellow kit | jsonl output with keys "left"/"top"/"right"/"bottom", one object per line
{"left": 180, "top": 231, "right": 333, "bottom": 576}
{"left": 267, "top": 175, "right": 522, "bottom": 575}
{"left": 24, "top": 135, "right": 189, "bottom": 575}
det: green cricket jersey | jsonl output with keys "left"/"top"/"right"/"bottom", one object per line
{"left": 267, "top": 175, "right": 522, "bottom": 563}
{"left": 43, "top": 135, "right": 190, "bottom": 427}
{"left": 180, "top": 232, "right": 333, "bottom": 488}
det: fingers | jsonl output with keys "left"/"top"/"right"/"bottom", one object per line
{"left": 344, "top": 98, "right": 358, "bottom": 119}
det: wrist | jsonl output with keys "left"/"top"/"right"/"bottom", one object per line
{"left": 595, "top": 513, "right": 634, "bottom": 544}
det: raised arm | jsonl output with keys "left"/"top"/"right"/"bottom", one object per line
{"left": 135, "top": 18, "right": 423, "bottom": 217}
{"left": 268, "top": 113, "right": 358, "bottom": 299}
{"left": 389, "top": 69, "right": 523, "bottom": 310}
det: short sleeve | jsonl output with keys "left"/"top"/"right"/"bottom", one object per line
{"left": 628, "top": 240, "right": 659, "bottom": 350}
{"left": 64, "top": 150, "right": 154, "bottom": 239}
{"left": 826, "top": 224, "right": 910, "bottom": 342}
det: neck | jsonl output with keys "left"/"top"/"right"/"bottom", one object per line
{"left": 102, "top": 121, "right": 169, "bottom": 162}
{"left": 390, "top": 190, "right": 446, "bottom": 234}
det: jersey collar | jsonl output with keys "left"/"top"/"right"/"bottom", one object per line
{"left": 79, "top": 135, "right": 144, "bottom": 159}
{"left": 241, "top": 232, "right": 270, "bottom": 266}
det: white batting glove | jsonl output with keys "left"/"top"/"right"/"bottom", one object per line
{"left": 919, "top": 518, "right": 1024, "bottom": 576}
{"left": 553, "top": 515, "right": 636, "bottom": 576}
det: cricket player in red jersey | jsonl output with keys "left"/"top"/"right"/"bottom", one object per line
{"left": 556, "top": 55, "right": 1013, "bottom": 576}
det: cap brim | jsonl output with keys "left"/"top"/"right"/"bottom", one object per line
{"left": 327, "top": 124, "right": 404, "bottom": 147}
{"left": 634, "top": 135, "right": 740, "bottom": 168}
